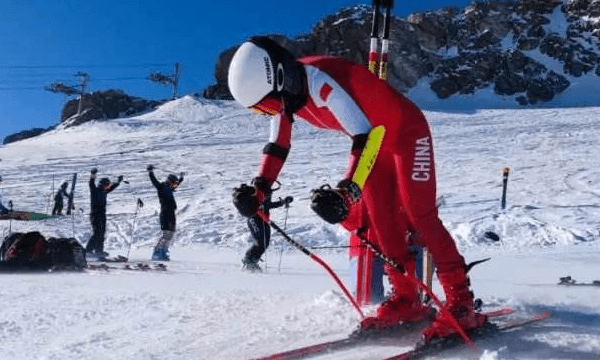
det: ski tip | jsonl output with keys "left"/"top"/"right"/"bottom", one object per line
{"left": 484, "top": 307, "right": 515, "bottom": 318}
{"left": 466, "top": 257, "right": 492, "bottom": 273}
{"left": 532, "top": 312, "right": 551, "bottom": 321}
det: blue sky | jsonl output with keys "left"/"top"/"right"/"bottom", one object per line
{"left": 0, "top": 0, "right": 475, "bottom": 143}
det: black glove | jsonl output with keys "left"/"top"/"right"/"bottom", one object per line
{"left": 232, "top": 177, "right": 272, "bottom": 217}
{"left": 118, "top": 175, "right": 124, "bottom": 182}
{"left": 310, "top": 180, "right": 361, "bottom": 224}
{"left": 267, "top": 196, "right": 294, "bottom": 209}
{"left": 147, "top": 165, "right": 154, "bottom": 172}
{"left": 91, "top": 168, "right": 98, "bottom": 175}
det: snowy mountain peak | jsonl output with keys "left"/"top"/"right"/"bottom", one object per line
{"left": 207, "top": 0, "right": 600, "bottom": 108}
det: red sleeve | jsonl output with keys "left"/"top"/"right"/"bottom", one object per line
{"left": 257, "top": 112, "right": 293, "bottom": 186}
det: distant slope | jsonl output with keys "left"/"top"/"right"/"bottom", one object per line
{"left": 0, "top": 96, "right": 598, "bottom": 256}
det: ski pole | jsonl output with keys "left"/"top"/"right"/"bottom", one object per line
{"left": 276, "top": 197, "right": 293, "bottom": 273}
{"left": 501, "top": 167, "right": 510, "bottom": 209}
{"left": 47, "top": 175, "right": 54, "bottom": 214}
{"left": 259, "top": 196, "right": 293, "bottom": 272}
{"left": 127, "top": 198, "right": 144, "bottom": 259}
{"left": 67, "top": 172, "right": 76, "bottom": 216}
{"left": 267, "top": 220, "right": 364, "bottom": 319}
{"left": 368, "top": 0, "right": 382, "bottom": 74}
{"left": 8, "top": 201, "right": 13, "bottom": 233}
{"left": 355, "top": 230, "right": 475, "bottom": 347}
{"left": 71, "top": 206, "right": 76, "bottom": 238}
{"left": 310, "top": 245, "right": 354, "bottom": 250}
{"left": 262, "top": 197, "right": 294, "bottom": 272}
{"left": 378, "top": 0, "right": 394, "bottom": 80}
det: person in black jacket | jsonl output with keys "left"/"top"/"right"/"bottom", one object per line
{"left": 86, "top": 168, "right": 123, "bottom": 257}
{"left": 147, "top": 165, "right": 184, "bottom": 261}
{"left": 52, "top": 182, "right": 71, "bottom": 216}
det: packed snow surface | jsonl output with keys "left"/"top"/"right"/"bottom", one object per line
{"left": 1, "top": 96, "right": 599, "bottom": 360}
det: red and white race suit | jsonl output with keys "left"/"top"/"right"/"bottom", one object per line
{"left": 256, "top": 56, "right": 464, "bottom": 273}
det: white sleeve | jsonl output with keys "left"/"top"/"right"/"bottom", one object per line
{"left": 305, "top": 65, "right": 372, "bottom": 136}
{"left": 268, "top": 115, "right": 282, "bottom": 143}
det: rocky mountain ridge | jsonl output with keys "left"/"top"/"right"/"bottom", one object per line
{"left": 4, "top": 90, "right": 163, "bottom": 145}
{"left": 58, "top": 89, "right": 163, "bottom": 128}
{"left": 204, "top": 0, "right": 600, "bottom": 107}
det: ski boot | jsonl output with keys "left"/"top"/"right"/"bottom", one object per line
{"left": 96, "top": 251, "right": 110, "bottom": 260}
{"left": 151, "top": 247, "right": 170, "bottom": 261}
{"left": 86, "top": 249, "right": 109, "bottom": 260}
{"left": 422, "top": 267, "right": 487, "bottom": 343}
{"left": 241, "top": 258, "right": 262, "bottom": 272}
{"left": 360, "top": 266, "right": 431, "bottom": 330}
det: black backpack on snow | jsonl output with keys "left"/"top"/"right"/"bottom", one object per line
{"left": 0, "top": 232, "right": 86, "bottom": 271}
{"left": 46, "top": 237, "right": 87, "bottom": 270}
{"left": 0, "top": 232, "right": 50, "bottom": 269}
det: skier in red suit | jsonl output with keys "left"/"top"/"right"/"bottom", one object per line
{"left": 228, "top": 36, "right": 486, "bottom": 341}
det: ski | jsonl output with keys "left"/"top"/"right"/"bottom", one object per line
{"left": 558, "top": 275, "right": 600, "bottom": 286}
{"left": 245, "top": 322, "right": 425, "bottom": 360}
{"left": 66, "top": 172, "right": 77, "bottom": 215}
{"left": 87, "top": 255, "right": 168, "bottom": 271}
{"left": 87, "top": 262, "right": 167, "bottom": 271}
{"left": 382, "top": 311, "right": 550, "bottom": 360}
{"left": 244, "top": 307, "right": 514, "bottom": 360}
{"left": 247, "top": 321, "right": 429, "bottom": 360}
{"left": 0, "top": 211, "right": 56, "bottom": 221}
{"left": 95, "top": 255, "right": 129, "bottom": 263}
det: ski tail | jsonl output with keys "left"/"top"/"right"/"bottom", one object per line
{"left": 67, "top": 172, "right": 77, "bottom": 215}
{"left": 382, "top": 311, "right": 550, "bottom": 360}
{"left": 244, "top": 307, "right": 514, "bottom": 360}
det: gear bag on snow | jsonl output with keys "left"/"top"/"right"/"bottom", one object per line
{"left": 0, "top": 232, "right": 86, "bottom": 271}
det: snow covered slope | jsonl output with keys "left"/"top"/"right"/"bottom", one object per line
{"left": 0, "top": 96, "right": 599, "bottom": 359}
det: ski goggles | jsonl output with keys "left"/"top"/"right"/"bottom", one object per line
{"left": 250, "top": 96, "right": 282, "bottom": 116}
{"left": 167, "top": 180, "right": 179, "bottom": 189}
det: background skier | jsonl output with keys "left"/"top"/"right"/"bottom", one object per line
{"left": 51, "top": 181, "right": 71, "bottom": 216}
{"left": 147, "top": 165, "right": 184, "bottom": 261}
{"left": 86, "top": 168, "right": 123, "bottom": 257}
{"left": 233, "top": 189, "right": 293, "bottom": 272}
{"left": 227, "top": 36, "right": 486, "bottom": 341}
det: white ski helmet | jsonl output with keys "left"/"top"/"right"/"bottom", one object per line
{"left": 228, "top": 36, "right": 305, "bottom": 108}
